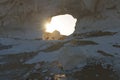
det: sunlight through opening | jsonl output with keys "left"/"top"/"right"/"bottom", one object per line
{"left": 45, "top": 14, "right": 77, "bottom": 36}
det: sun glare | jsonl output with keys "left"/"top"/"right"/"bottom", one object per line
{"left": 45, "top": 14, "right": 77, "bottom": 36}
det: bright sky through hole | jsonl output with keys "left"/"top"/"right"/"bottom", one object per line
{"left": 45, "top": 14, "right": 77, "bottom": 36}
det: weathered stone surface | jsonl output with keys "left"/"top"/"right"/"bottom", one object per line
{"left": 42, "top": 30, "right": 66, "bottom": 40}
{"left": 0, "top": 0, "right": 120, "bottom": 38}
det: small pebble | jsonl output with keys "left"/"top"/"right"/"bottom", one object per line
{"left": 42, "top": 69, "right": 48, "bottom": 73}
{"left": 34, "top": 64, "right": 41, "bottom": 70}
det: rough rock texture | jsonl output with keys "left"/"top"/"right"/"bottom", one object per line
{"left": 0, "top": 1, "right": 120, "bottom": 80}
{"left": 0, "top": 0, "right": 120, "bottom": 38}
{"left": 42, "top": 30, "right": 66, "bottom": 40}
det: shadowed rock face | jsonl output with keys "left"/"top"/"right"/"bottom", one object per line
{"left": 73, "top": 63, "right": 119, "bottom": 80}
{"left": 0, "top": 0, "right": 120, "bottom": 38}
{"left": 0, "top": 0, "right": 119, "bottom": 27}
{"left": 0, "top": 1, "right": 120, "bottom": 79}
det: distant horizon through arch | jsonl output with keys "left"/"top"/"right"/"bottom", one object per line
{"left": 45, "top": 14, "right": 77, "bottom": 36}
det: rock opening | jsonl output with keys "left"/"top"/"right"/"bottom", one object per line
{"left": 42, "top": 14, "right": 77, "bottom": 40}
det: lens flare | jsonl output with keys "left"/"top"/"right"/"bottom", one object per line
{"left": 45, "top": 14, "right": 77, "bottom": 36}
